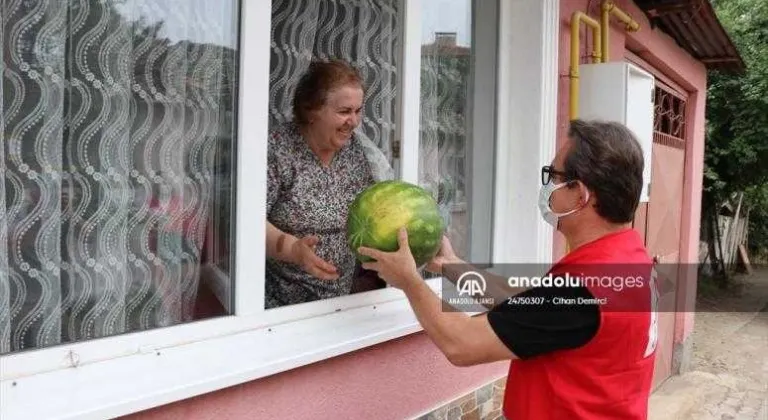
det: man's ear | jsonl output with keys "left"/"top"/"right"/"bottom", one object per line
{"left": 581, "top": 183, "right": 596, "bottom": 207}
{"left": 571, "top": 180, "right": 589, "bottom": 204}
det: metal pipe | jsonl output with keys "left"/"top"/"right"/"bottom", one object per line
{"left": 601, "top": 1, "right": 640, "bottom": 62}
{"left": 601, "top": 2, "right": 611, "bottom": 62}
{"left": 565, "top": 11, "right": 602, "bottom": 255}
{"left": 570, "top": 11, "right": 601, "bottom": 120}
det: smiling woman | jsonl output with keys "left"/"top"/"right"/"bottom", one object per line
{"left": 264, "top": 59, "right": 395, "bottom": 308}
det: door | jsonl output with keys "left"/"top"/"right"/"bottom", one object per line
{"left": 645, "top": 84, "right": 687, "bottom": 389}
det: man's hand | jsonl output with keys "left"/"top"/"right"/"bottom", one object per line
{"left": 290, "top": 235, "right": 339, "bottom": 281}
{"left": 360, "top": 228, "right": 518, "bottom": 367}
{"left": 357, "top": 227, "right": 421, "bottom": 290}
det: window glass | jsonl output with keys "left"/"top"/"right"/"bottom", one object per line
{"left": 0, "top": 0, "right": 240, "bottom": 354}
{"left": 421, "top": 0, "right": 493, "bottom": 261}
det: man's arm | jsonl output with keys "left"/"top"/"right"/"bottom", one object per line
{"left": 441, "top": 260, "right": 530, "bottom": 310}
{"left": 358, "top": 229, "right": 598, "bottom": 367}
{"left": 399, "top": 271, "right": 518, "bottom": 366}
{"left": 400, "top": 274, "right": 601, "bottom": 366}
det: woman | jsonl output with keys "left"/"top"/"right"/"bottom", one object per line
{"left": 265, "top": 59, "right": 394, "bottom": 308}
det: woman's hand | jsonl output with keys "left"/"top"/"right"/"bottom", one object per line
{"left": 425, "top": 235, "right": 463, "bottom": 275}
{"left": 290, "top": 235, "right": 339, "bottom": 281}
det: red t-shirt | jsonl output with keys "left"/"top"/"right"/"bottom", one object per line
{"left": 500, "top": 228, "right": 657, "bottom": 420}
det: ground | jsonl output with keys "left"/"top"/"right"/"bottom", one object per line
{"left": 649, "top": 267, "right": 768, "bottom": 420}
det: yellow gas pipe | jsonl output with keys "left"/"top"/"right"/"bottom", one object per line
{"left": 564, "top": 12, "right": 602, "bottom": 253}
{"left": 569, "top": 12, "right": 602, "bottom": 121}
{"left": 600, "top": 1, "right": 640, "bottom": 62}
{"left": 569, "top": 3, "right": 640, "bottom": 121}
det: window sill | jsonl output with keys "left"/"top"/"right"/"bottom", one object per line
{"left": 1, "top": 279, "right": 444, "bottom": 420}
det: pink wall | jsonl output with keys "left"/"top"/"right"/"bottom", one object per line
{"left": 556, "top": 0, "right": 707, "bottom": 352}
{"left": 122, "top": 332, "right": 508, "bottom": 420}
{"left": 676, "top": 89, "right": 706, "bottom": 342}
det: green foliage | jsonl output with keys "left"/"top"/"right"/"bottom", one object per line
{"left": 706, "top": 0, "right": 768, "bottom": 252}
{"left": 744, "top": 184, "right": 768, "bottom": 258}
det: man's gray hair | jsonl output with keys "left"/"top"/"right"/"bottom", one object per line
{"left": 564, "top": 119, "right": 645, "bottom": 223}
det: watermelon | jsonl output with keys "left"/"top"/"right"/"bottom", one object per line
{"left": 347, "top": 180, "right": 446, "bottom": 267}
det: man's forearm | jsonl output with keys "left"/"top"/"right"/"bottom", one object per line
{"left": 442, "top": 260, "right": 529, "bottom": 309}
{"left": 400, "top": 273, "right": 472, "bottom": 361}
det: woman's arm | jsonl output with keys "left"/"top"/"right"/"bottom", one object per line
{"left": 265, "top": 221, "right": 339, "bottom": 280}
{"left": 265, "top": 128, "right": 337, "bottom": 280}
{"left": 266, "top": 221, "right": 298, "bottom": 263}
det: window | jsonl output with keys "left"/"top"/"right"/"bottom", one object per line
{"left": 653, "top": 84, "right": 687, "bottom": 140}
{"left": 2, "top": 1, "right": 562, "bottom": 418}
{"left": 264, "top": 0, "right": 496, "bottom": 309}
{"left": 419, "top": 0, "right": 496, "bottom": 264}
{"left": 0, "top": 0, "right": 240, "bottom": 354}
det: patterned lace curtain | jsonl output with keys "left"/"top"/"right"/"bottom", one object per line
{"left": 0, "top": 0, "right": 237, "bottom": 353}
{"left": 269, "top": 0, "right": 399, "bottom": 160}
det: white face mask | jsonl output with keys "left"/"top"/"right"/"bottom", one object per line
{"left": 538, "top": 181, "right": 589, "bottom": 229}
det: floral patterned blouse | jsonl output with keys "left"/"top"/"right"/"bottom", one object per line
{"left": 265, "top": 122, "right": 393, "bottom": 308}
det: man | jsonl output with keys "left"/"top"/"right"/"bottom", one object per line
{"left": 358, "top": 119, "right": 658, "bottom": 420}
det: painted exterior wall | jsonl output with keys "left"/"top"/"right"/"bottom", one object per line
{"left": 556, "top": 0, "right": 707, "bottom": 370}
{"left": 123, "top": 1, "right": 708, "bottom": 419}
{"left": 122, "top": 333, "right": 507, "bottom": 419}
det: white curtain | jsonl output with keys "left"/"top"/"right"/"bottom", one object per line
{"left": 0, "top": 0, "right": 237, "bottom": 354}
{"left": 269, "top": 0, "right": 399, "bottom": 160}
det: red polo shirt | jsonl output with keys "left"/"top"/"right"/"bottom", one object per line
{"left": 490, "top": 228, "right": 657, "bottom": 420}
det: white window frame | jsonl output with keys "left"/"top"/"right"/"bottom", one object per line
{"left": 466, "top": 0, "right": 499, "bottom": 263}
{"left": 0, "top": 1, "right": 559, "bottom": 419}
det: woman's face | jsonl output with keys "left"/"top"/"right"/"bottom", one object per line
{"left": 308, "top": 84, "right": 364, "bottom": 151}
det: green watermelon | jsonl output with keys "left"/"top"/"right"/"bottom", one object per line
{"left": 347, "top": 180, "right": 446, "bottom": 267}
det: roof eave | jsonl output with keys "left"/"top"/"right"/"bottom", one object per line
{"left": 635, "top": 0, "right": 746, "bottom": 75}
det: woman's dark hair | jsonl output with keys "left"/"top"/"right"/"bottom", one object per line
{"left": 563, "top": 119, "right": 645, "bottom": 223}
{"left": 292, "top": 59, "right": 364, "bottom": 126}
